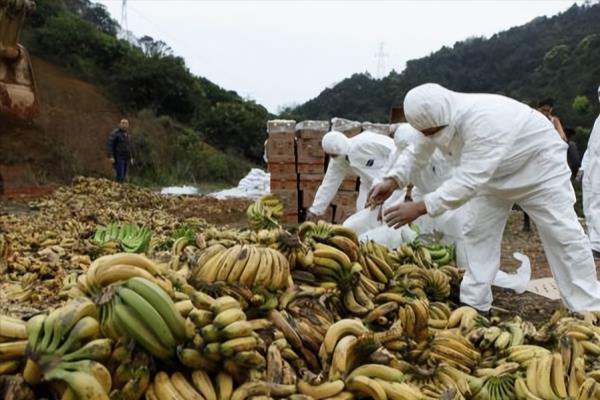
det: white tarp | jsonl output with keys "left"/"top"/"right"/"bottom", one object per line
{"left": 209, "top": 168, "right": 270, "bottom": 200}
{"left": 160, "top": 186, "right": 199, "bottom": 195}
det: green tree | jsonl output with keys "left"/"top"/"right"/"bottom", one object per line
{"left": 573, "top": 95, "right": 591, "bottom": 115}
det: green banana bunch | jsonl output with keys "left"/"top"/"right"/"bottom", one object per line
{"left": 93, "top": 224, "right": 153, "bottom": 253}
{"left": 100, "top": 277, "right": 186, "bottom": 360}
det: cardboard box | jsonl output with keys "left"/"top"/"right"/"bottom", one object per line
{"left": 298, "top": 174, "right": 324, "bottom": 191}
{"left": 362, "top": 122, "right": 392, "bottom": 136}
{"left": 389, "top": 107, "right": 405, "bottom": 123}
{"left": 284, "top": 213, "right": 299, "bottom": 225}
{"left": 297, "top": 162, "right": 325, "bottom": 175}
{"left": 267, "top": 120, "right": 296, "bottom": 135}
{"left": 272, "top": 189, "right": 299, "bottom": 212}
{"left": 340, "top": 177, "right": 358, "bottom": 191}
{"left": 295, "top": 120, "right": 330, "bottom": 136}
{"left": 333, "top": 190, "right": 359, "bottom": 209}
{"left": 296, "top": 136, "right": 325, "bottom": 163}
{"left": 268, "top": 162, "right": 296, "bottom": 179}
{"left": 271, "top": 178, "right": 298, "bottom": 191}
{"left": 267, "top": 133, "right": 295, "bottom": 163}
{"left": 333, "top": 205, "right": 355, "bottom": 224}
{"left": 331, "top": 117, "right": 362, "bottom": 137}
{"left": 301, "top": 189, "right": 316, "bottom": 209}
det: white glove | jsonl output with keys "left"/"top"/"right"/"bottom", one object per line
{"left": 576, "top": 169, "right": 584, "bottom": 182}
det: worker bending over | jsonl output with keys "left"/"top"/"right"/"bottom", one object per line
{"left": 307, "top": 130, "right": 395, "bottom": 220}
{"left": 368, "top": 83, "right": 600, "bottom": 312}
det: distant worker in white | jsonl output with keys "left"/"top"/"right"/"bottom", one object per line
{"left": 581, "top": 85, "right": 600, "bottom": 256}
{"left": 307, "top": 130, "right": 395, "bottom": 220}
{"left": 368, "top": 83, "right": 600, "bottom": 312}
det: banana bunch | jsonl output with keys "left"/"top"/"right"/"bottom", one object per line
{"left": 269, "top": 230, "right": 314, "bottom": 270}
{"left": 427, "top": 301, "right": 452, "bottom": 331}
{"left": 0, "top": 314, "right": 28, "bottom": 375}
{"left": 193, "top": 244, "right": 290, "bottom": 291}
{"left": 247, "top": 194, "right": 283, "bottom": 231}
{"left": 396, "top": 243, "right": 454, "bottom": 269}
{"left": 44, "top": 359, "right": 113, "bottom": 400}
{"left": 319, "top": 319, "right": 368, "bottom": 367}
{"left": 515, "top": 352, "right": 588, "bottom": 400}
{"left": 79, "top": 253, "right": 173, "bottom": 298}
{"left": 146, "top": 370, "right": 235, "bottom": 400}
{"left": 298, "top": 221, "right": 359, "bottom": 249}
{"left": 359, "top": 241, "right": 396, "bottom": 285}
{"left": 189, "top": 296, "right": 262, "bottom": 368}
{"left": 402, "top": 362, "right": 469, "bottom": 397}
{"left": 23, "top": 299, "right": 113, "bottom": 394}
{"left": 283, "top": 290, "right": 338, "bottom": 354}
{"left": 427, "top": 330, "right": 481, "bottom": 373}
{"left": 447, "top": 305, "right": 489, "bottom": 334}
{"left": 94, "top": 223, "right": 153, "bottom": 253}
{"left": 106, "top": 342, "right": 152, "bottom": 400}
{"left": 475, "top": 321, "right": 525, "bottom": 352}
{"left": 100, "top": 277, "right": 186, "bottom": 360}
{"left": 397, "top": 297, "right": 431, "bottom": 342}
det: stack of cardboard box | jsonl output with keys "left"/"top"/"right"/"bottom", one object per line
{"left": 295, "top": 121, "right": 333, "bottom": 223}
{"left": 266, "top": 120, "right": 299, "bottom": 224}
{"left": 268, "top": 117, "right": 392, "bottom": 225}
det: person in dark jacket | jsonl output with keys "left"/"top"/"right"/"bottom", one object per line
{"left": 106, "top": 119, "right": 134, "bottom": 183}
{"left": 565, "top": 127, "right": 581, "bottom": 180}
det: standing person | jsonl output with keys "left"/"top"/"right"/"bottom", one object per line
{"left": 306, "top": 130, "right": 395, "bottom": 221}
{"left": 538, "top": 98, "right": 567, "bottom": 141}
{"left": 581, "top": 85, "right": 600, "bottom": 256}
{"left": 565, "top": 127, "right": 581, "bottom": 180}
{"left": 368, "top": 83, "right": 600, "bottom": 312}
{"left": 106, "top": 119, "right": 134, "bottom": 184}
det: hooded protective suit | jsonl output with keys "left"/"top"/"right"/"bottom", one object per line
{"left": 386, "top": 83, "right": 600, "bottom": 312}
{"left": 581, "top": 85, "right": 600, "bottom": 252}
{"left": 309, "top": 130, "right": 395, "bottom": 216}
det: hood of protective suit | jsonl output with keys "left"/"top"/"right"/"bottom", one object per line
{"left": 322, "top": 131, "right": 351, "bottom": 156}
{"left": 404, "top": 83, "right": 459, "bottom": 149}
{"left": 393, "top": 123, "right": 421, "bottom": 151}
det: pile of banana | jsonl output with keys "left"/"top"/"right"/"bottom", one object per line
{"left": 12, "top": 180, "right": 600, "bottom": 399}
{"left": 246, "top": 194, "right": 284, "bottom": 231}
{"left": 93, "top": 224, "right": 153, "bottom": 254}
{"left": 192, "top": 244, "right": 291, "bottom": 291}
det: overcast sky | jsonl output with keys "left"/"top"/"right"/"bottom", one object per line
{"left": 95, "top": 1, "right": 582, "bottom": 113}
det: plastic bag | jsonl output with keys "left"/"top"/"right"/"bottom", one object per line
{"left": 492, "top": 252, "right": 531, "bottom": 294}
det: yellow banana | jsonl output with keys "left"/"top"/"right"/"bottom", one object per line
{"left": 154, "top": 371, "right": 185, "bottom": 400}
{"left": 216, "top": 371, "right": 234, "bottom": 400}
{"left": 346, "top": 375, "right": 386, "bottom": 400}
{"left": 191, "top": 369, "right": 217, "bottom": 400}
{"left": 297, "top": 379, "right": 345, "bottom": 399}
{"left": 170, "top": 372, "right": 204, "bottom": 400}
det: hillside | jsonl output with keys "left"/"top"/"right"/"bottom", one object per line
{"left": 0, "top": 56, "right": 254, "bottom": 194}
{"left": 287, "top": 3, "right": 600, "bottom": 147}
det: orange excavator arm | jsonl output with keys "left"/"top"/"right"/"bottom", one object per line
{"left": 0, "top": 0, "right": 39, "bottom": 120}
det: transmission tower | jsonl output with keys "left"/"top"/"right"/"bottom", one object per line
{"left": 375, "top": 42, "right": 388, "bottom": 79}
{"left": 121, "top": 0, "right": 132, "bottom": 43}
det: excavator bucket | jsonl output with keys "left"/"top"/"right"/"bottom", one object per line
{"left": 0, "top": 44, "right": 39, "bottom": 120}
{"left": 0, "top": 0, "right": 39, "bottom": 120}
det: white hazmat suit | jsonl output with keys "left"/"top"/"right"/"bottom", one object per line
{"left": 309, "top": 130, "right": 395, "bottom": 216}
{"left": 581, "top": 85, "right": 600, "bottom": 252}
{"left": 385, "top": 83, "right": 600, "bottom": 312}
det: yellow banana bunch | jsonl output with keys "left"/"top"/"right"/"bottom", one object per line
{"left": 79, "top": 253, "right": 173, "bottom": 297}
{"left": 193, "top": 244, "right": 290, "bottom": 290}
{"left": 246, "top": 195, "right": 283, "bottom": 231}
{"left": 429, "top": 330, "right": 481, "bottom": 373}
